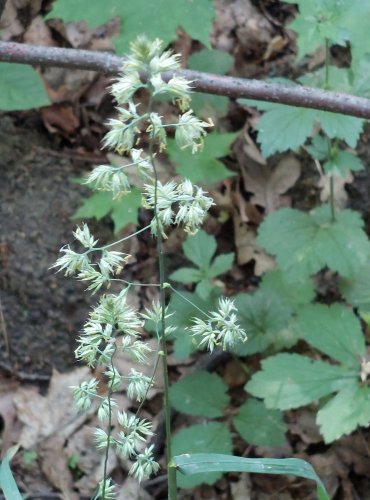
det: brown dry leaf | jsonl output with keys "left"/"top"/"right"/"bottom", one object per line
{"left": 23, "top": 16, "right": 55, "bottom": 46}
{"left": 38, "top": 435, "right": 78, "bottom": 500}
{"left": 233, "top": 211, "right": 275, "bottom": 275}
{"left": 263, "top": 35, "right": 289, "bottom": 61}
{"left": 0, "top": 0, "right": 23, "bottom": 38}
{"left": 41, "top": 104, "right": 80, "bottom": 136}
{"left": 230, "top": 473, "right": 252, "bottom": 500}
{"left": 287, "top": 408, "right": 321, "bottom": 448}
{"left": 241, "top": 156, "right": 301, "bottom": 213}
{"left": 43, "top": 67, "right": 97, "bottom": 103}
{"left": 318, "top": 172, "right": 353, "bottom": 209}
{"left": 0, "top": 377, "right": 20, "bottom": 454}
{"left": 14, "top": 367, "right": 90, "bottom": 448}
{"left": 223, "top": 359, "right": 247, "bottom": 388}
{"left": 333, "top": 433, "right": 370, "bottom": 476}
{"left": 309, "top": 450, "right": 348, "bottom": 499}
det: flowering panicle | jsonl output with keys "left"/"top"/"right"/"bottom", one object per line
{"left": 53, "top": 34, "right": 246, "bottom": 498}
{"left": 189, "top": 298, "right": 248, "bottom": 352}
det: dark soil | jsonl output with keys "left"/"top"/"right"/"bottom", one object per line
{"left": 0, "top": 114, "right": 103, "bottom": 378}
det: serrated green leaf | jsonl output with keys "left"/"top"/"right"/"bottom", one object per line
{"left": 258, "top": 205, "right": 370, "bottom": 281}
{"left": 317, "top": 383, "right": 370, "bottom": 443}
{"left": 207, "top": 253, "right": 234, "bottom": 278}
{"left": 188, "top": 49, "right": 233, "bottom": 117}
{"left": 47, "top": 0, "right": 214, "bottom": 49}
{"left": 172, "top": 453, "right": 329, "bottom": 500}
{"left": 233, "top": 398, "right": 286, "bottom": 447}
{"left": 305, "top": 135, "right": 328, "bottom": 161}
{"left": 0, "top": 446, "right": 22, "bottom": 500}
{"left": 170, "top": 267, "right": 203, "bottom": 284}
{"left": 318, "top": 112, "right": 364, "bottom": 149}
{"left": 244, "top": 68, "right": 364, "bottom": 157}
{"left": 182, "top": 230, "right": 216, "bottom": 269}
{"left": 297, "top": 304, "right": 365, "bottom": 366}
{"left": 257, "top": 105, "right": 317, "bottom": 157}
{"left": 246, "top": 353, "right": 352, "bottom": 410}
{"left": 0, "top": 63, "right": 50, "bottom": 111}
{"left": 167, "top": 132, "right": 237, "bottom": 185}
{"left": 340, "top": 262, "right": 370, "bottom": 313}
{"left": 324, "top": 150, "right": 364, "bottom": 177}
{"left": 233, "top": 290, "right": 297, "bottom": 355}
{"left": 288, "top": 0, "right": 349, "bottom": 60}
{"left": 260, "top": 269, "right": 315, "bottom": 308}
{"left": 172, "top": 423, "right": 232, "bottom": 488}
{"left": 170, "top": 371, "right": 230, "bottom": 418}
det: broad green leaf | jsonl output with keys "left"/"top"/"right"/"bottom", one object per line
{"left": 317, "top": 111, "right": 364, "bottom": 149}
{"left": 317, "top": 383, "right": 370, "bottom": 443}
{"left": 167, "top": 132, "right": 237, "bottom": 185}
{"left": 207, "top": 253, "right": 234, "bottom": 278}
{"left": 72, "top": 191, "right": 114, "bottom": 220}
{"left": 110, "top": 188, "right": 142, "bottom": 232}
{"left": 0, "top": 446, "right": 23, "bottom": 500}
{"left": 169, "top": 371, "right": 230, "bottom": 418}
{"left": 182, "top": 230, "right": 216, "bottom": 269}
{"left": 256, "top": 105, "right": 317, "bottom": 157}
{"left": 285, "top": 0, "right": 351, "bottom": 60}
{"left": 323, "top": 150, "right": 364, "bottom": 177}
{"left": 340, "top": 262, "right": 370, "bottom": 313}
{"left": 172, "top": 423, "right": 232, "bottom": 488}
{"left": 246, "top": 353, "right": 351, "bottom": 410}
{"left": 170, "top": 267, "right": 203, "bottom": 284}
{"left": 195, "top": 279, "right": 214, "bottom": 300}
{"left": 257, "top": 205, "right": 370, "bottom": 282}
{"left": 48, "top": 0, "right": 214, "bottom": 49}
{"left": 233, "top": 399, "right": 286, "bottom": 447}
{"left": 188, "top": 49, "right": 233, "bottom": 117}
{"left": 72, "top": 188, "right": 141, "bottom": 233}
{"left": 243, "top": 69, "right": 364, "bottom": 157}
{"left": 0, "top": 63, "right": 50, "bottom": 111}
{"left": 260, "top": 269, "right": 315, "bottom": 308}
{"left": 172, "top": 453, "right": 329, "bottom": 500}
{"left": 233, "top": 290, "right": 296, "bottom": 355}
{"left": 297, "top": 304, "right": 365, "bottom": 366}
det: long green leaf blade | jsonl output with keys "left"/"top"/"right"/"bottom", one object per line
{"left": 0, "top": 446, "right": 23, "bottom": 500}
{"left": 172, "top": 453, "right": 329, "bottom": 500}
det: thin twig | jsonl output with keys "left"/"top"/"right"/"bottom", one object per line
{"left": 0, "top": 297, "right": 9, "bottom": 357}
{"left": 1, "top": 41, "right": 370, "bottom": 118}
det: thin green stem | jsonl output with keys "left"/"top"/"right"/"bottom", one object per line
{"left": 324, "top": 38, "right": 336, "bottom": 222}
{"left": 147, "top": 94, "right": 177, "bottom": 500}
{"left": 169, "top": 285, "right": 211, "bottom": 318}
{"left": 92, "top": 224, "right": 151, "bottom": 251}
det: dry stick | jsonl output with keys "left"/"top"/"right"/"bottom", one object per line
{"left": 1, "top": 41, "right": 370, "bottom": 118}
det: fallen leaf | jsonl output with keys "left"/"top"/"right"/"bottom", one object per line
{"left": 23, "top": 16, "right": 55, "bottom": 46}
{"left": 14, "top": 367, "right": 90, "bottom": 448}
{"left": 116, "top": 477, "right": 153, "bottom": 500}
{"left": 318, "top": 172, "right": 353, "bottom": 209}
{"left": 233, "top": 211, "right": 275, "bottom": 275}
{"left": 41, "top": 104, "right": 80, "bottom": 136}
{"left": 241, "top": 155, "right": 301, "bottom": 213}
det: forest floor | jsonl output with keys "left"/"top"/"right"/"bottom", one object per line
{"left": 1, "top": 0, "right": 370, "bottom": 499}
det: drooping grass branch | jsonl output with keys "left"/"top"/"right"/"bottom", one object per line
{"left": 1, "top": 40, "right": 370, "bottom": 118}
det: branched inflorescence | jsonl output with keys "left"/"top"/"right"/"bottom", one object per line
{"left": 52, "top": 35, "right": 246, "bottom": 499}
